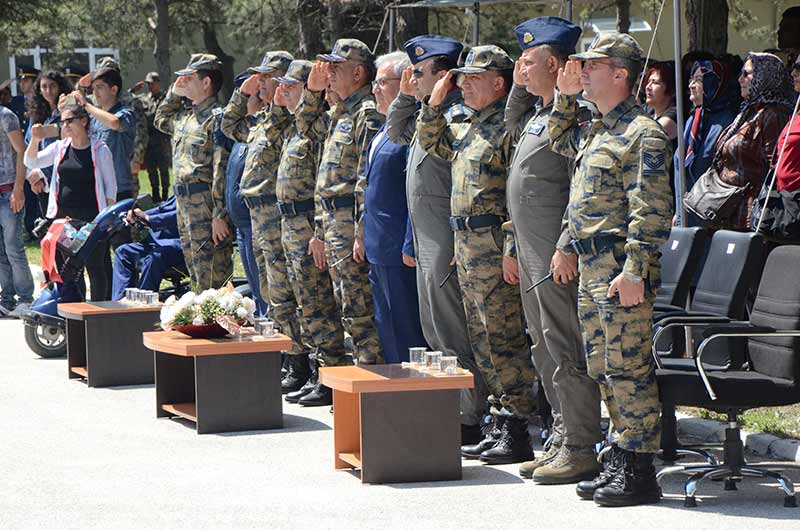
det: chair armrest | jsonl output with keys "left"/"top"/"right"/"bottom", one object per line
{"left": 696, "top": 328, "right": 800, "bottom": 401}
{"left": 651, "top": 317, "right": 737, "bottom": 368}
{"left": 701, "top": 324, "right": 775, "bottom": 339}
{"left": 654, "top": 303, "right": 684, "bottom": 313}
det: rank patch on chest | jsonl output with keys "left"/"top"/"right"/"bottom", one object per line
{"left": 642, "top": 152, "right": 666, "bottom": 176}
{"left": 527, "top": 122, "right": 545, "bottom": 136}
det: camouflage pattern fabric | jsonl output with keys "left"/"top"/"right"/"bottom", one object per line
{"left": 295, "top": 85, "right": 383, "bottom": 364}
{"left": 277, "top": 104, "right": 348, "bottom": 367}
{"left": 417, "top": 96, "right": 536, "bottom": 417}
{"left": 549, "top": 91, "right": 673, "bottom": 452}
{"left": 154, "top": 86, "right": 232, "bottom": 290}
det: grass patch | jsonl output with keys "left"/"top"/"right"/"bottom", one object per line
{"left": 679, "top": 404, "right": 800, "bottom": 439}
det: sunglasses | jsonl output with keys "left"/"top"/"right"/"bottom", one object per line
{"left": 60, "top": 116, "right": 81, "bottom": 125}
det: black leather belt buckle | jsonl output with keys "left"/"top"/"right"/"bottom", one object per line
{"left": 278, "top": 202, "right": 296, "bottom": 216}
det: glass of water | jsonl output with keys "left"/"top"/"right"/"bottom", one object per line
{"left": 409, "top": 347, "right": 426, "bottom": 366}
{"left": 146, "top": 292, "right": 160, "bottom": 305}
{"left": 441, "top": 356, "right": 458, "bottom": 375}
{"left": 425, "top": 351, "right": 443, "bottom": 371}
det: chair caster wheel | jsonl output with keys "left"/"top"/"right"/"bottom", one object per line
{"left": 684, "top": 496, "right": 697, "bottom": 508}
{"left": 784, "top": 495, "right": 797, "bottom": 508}
{"left": 724, "top": 478, "right": 738, "bottom": 491}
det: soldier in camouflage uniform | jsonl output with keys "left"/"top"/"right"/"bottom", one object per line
{"left": 417, "top": 45, "right": 537, "bottom": 465}
{"left": 549, "top": 33, "right": 672, "bottom": 506}
{"left": 505, "top": 17, "right": 602, "bottom": 484}
{"left": 132, "top": 72, "right": 171, "bottom": 202}
{"left": 220, "top": 51, "right": 314, "bottom": 396}
{"left": 154, "top": 54, "right": 233, "bottom": 291}
{"left": 273, "top": 61, "right": 350, "bottom": 405}
{"left": 295, "top": 39, "right": 384, "bottom": 390}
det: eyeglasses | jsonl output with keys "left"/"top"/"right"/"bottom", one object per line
{"left": 371, "top": 77, "right": 400, "bottom": 89}
{"left": 60, "top": 117, "right": 80, "bottom": 125}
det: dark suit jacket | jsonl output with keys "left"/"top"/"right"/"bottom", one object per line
{"left": 363, "top": 126, "right": 413, "bottom": 266}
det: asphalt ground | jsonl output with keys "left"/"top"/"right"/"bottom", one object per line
{"left": 2, "top": 320, "right": 799, "bottom": 530}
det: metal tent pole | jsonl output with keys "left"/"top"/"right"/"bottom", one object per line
{"left": 673, "top": 0, "right": 687, "bottom": 227}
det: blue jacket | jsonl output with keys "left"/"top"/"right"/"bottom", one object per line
{"left": 144, "top": 196, "right": 179, "bottom": 246}
{"left": 363, "top": 126, "right": 414, "bottom": 266}
{"left": 90, "top": 101, "right": 136, "bottom": 193}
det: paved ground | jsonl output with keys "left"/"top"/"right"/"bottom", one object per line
{"left": 3, "top": 320, "right": 799, "bottom": 530}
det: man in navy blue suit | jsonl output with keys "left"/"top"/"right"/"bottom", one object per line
{"left": 357, "top": 51, "right": 427, "bottom": 363}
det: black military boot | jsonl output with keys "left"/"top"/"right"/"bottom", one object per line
{"left": 478, "top": 416, "right": 534, "bottom": 465}
{"left": 281, "top": 354, "right": 311, "bottom": 394}
{"left": 593, "top": 450, "right": 662, "bottom": 507}
{"left": 461, "top": 415, "right": 505, "bottom": 459}
{"left": 461, "top": 423, "right": 483, "bottom": 445}
{"left": 298, "top": 381, "right": 333, "bottom": 407}
{"left": 576, "top": 444, "right": 621, "bottom": 499}
{"left": 285, "top": 355, "right": 317, "bottom": 403}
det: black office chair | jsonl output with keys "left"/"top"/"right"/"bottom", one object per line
{"left": 656, "top": 226, "right": 707, "bottom": 309}
{"left": 656, "top": 245, "right": 800, "bottom": 508}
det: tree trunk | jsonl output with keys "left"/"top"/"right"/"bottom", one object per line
{"left": 200, "top": 18, "right": 235, "bottom": 101}
{"left": 686, "top": 0, "right": 728, "bottom": 55}
{"left": 393, "top": 7, "right": 428, "bottom": 50}
{"left": 616, "top": 0, "right": 631, "bottom": 34}
{"left": 327, "top": 0, "right": 345, "bottom": 45}
{"left": 297, "top": 0, "right": 325, "bottom": 59}
{"left": 153, "top": 0, "right": 171, "bottom": 87}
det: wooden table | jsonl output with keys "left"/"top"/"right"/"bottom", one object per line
{"left": 59, "top": 301, "right": 161, "bottom": 388}
{"left": 142, "top": 330, "right": 292, "bottom": 434}
{"left": 319, "top": 364, "right": 474, "bottom": 484}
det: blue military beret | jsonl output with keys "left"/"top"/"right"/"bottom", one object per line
{"left": 234, "top": 71, "right": 252, "bottom": 89}
{"left": 514, "top": 16, "right": 582, "bottom": 54}
{"left": 403, "top": 34, "right": 463, "bottom": 65}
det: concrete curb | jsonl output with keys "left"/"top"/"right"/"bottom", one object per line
{"left": 677, "top": 413, "right": 800, "bottom": 463}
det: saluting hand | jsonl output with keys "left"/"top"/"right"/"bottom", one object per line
{"left": 307, "top": 62, "right": 329, "bottom": 92}
{"left": 428, "top": 71, "right": 454, "bottom": 107}
{"left": 513, "top": 59, "right": 525, "bottom": 87}
{"left": 399, "top": 65, "right": 415, "bottom": 97}
{"left": 556, "top": 60, "right": 583, "bottom": 96}
{"left": 240, "top": 74, "right": 260, "bottom": 97}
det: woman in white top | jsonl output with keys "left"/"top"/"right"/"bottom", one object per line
{"left": 24, "top": 104, "right": 117, "bottom": 300}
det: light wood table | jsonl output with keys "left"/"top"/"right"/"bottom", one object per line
{"left": 320, "top": 364, "right": 474, "bottom": 484}
{"left": 59, "top": 301, "right": 161, "bottom": 387}
{"left": 143, "top": 330, "right": 291, "bottom": 434}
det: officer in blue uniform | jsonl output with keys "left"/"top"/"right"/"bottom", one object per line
{"left": 362, "top": 51, "right": 427, "bottom": 363}
{"left": 111, "top": 196, "right": 185, "bottom": 300}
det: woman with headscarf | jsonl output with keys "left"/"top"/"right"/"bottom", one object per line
{"left": 675, "top": 60, "right": 737, "bottom": 225}
{"left": 712, "top": 52, "right": 794, "bottom": 231}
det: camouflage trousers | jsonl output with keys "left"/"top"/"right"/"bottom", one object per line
{"left": 282, "top": 212, "right": 348, "bottom": 367}
{"left": 322, "top": 208, "right": 382, "bottom": 365}
{"left": 249, "top": 202, "right": 305, "bottom": 357}
{"left": 174, "top": 189, "right": 233, "bottom": 290}
{"left": 577, "top": 244, "right": 661, "bottom": 453}
{"left": 454, "top": 227, "right": 535, "bottom": 417}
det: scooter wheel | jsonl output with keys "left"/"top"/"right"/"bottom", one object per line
{"left": 24, "top": 319, "right": 67, "bottom": 358}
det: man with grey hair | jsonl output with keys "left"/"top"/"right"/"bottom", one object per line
{"left": 359, "top": 50, "right": 426, "bottom": 363}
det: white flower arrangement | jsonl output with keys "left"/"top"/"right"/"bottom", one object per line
{"left": 160, "top": 284, "right": 257, "bottom": 331}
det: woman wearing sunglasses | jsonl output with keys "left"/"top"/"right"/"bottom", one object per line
{"left": 24, "top": 104, "right": 117, "bottom": 301}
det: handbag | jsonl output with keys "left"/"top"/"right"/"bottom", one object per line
{"left": 751, "top": 187, "right": 800, "bottom": 242}
{"left": 683, "top": 165, "right": 750, "bottom": 223}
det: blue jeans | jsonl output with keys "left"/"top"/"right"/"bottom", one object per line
{"left": 0, "top": 191, "right": 34, "bottom": 305}
{"left": 236, "top": 225, "right": 268, "bottom": 317}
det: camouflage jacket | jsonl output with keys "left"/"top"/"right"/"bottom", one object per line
{"left": 136, "top": 91, "right": 169, "bottom": 146}
{"left": 417, "top": 96, "right": 514, "bottom": 255}
{"left": 549, "top": 92, "right": 672, "bottom": 280}
{"left": 154, "top": 86, "right": 230, "bottom": 219}
{"left": 221, "top": 89, "right": 293, "bottom": 197}
{"left": 276, "top": 102, "right": 330, "bottom": 238}
{"left": 296, "top": 84, "right": 383, "bottom": 238}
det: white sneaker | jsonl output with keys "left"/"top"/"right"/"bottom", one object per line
{"left": 9, "top": 303, "right": 31, "bottom": 319}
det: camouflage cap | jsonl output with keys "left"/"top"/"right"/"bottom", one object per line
{"left": 276, "top": 60, "right": 313, "bottom": 84}
{"left": 317, "top": 38, "right": 373, "bottom": 64}
{"left": 570, "top": 32, "right": 644, "bottom": 63}
{"left": 95, "top": 56, "right": 121, "bottom": 72}
{"left": 249, "top": 51, "right": 294, "bottom": 74}
{"left": 175, "top": 53, "right": 223, "bottom": 76}
{"left": 144, "top": 71, "right": 160, "bottom": 83}
{"left": 451, "top": 45, "right": 513, "bottom": 74}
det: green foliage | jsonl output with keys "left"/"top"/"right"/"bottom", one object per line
{"left": 171, "top": 306, "right": 196, "bottom": 326}
{"left": 198, "top": 297, "right": 224, "bottom": 324}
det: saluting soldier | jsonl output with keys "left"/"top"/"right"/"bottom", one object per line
{"left": 549, "top": 32, "right": 672, "bottom": 506}
{"left": 220, "top": 51, "right": 313, "bottom": 393}
{"left": 385, "top": 35, "right": 492, "bottom": 444}
{"left": 504, "top": 17, "right": 602, "bottom": 484}
{"left": 294, "top": 38, "right": 384, "bottom": 378}
{"left": 417, "top": 46, "right": 537, "bottom": 465}
{"left": 273, "top": 60, "right": 351, "bottom": 406}
{"left": 154, "top": 54, "right": 233, "bottom": 290}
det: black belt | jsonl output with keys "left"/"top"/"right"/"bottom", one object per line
{"left": 243, "top": 194, "right": 277, "bottom": 209}
{"left": 173, "top": 181, "right": 210, "bottom": 196}
{"left": 320, "top": 196, "right": 355, "bottom": 212}
{"left": 448, "top": 214, "right": 503, "bottom": 232}
{"left": 277, "top": 199, "right": 315, "bottom": 217}
{"left": 569, "top": 235, "right": 626, "bottom": 256}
